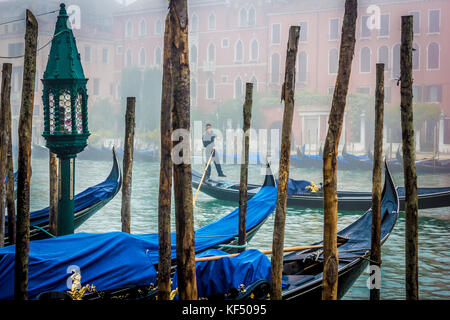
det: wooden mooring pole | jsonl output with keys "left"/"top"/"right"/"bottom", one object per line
{"left": 238, "top": 82, "right": 253, "bottom": 252}
{"left": 15, "top": 9, "right": 38, "bottom": 300}
{"left": 370, "top": 63, "right": 385, "bottom": 301}
{"left": 157, "top": 10, "right": 174, "bottom": 301}
{"left": 4, "top": 63, "right": 16, "bottom": 244}
{"left": 400, "top": 15, "right": 419, "bottom": 300}
{"left": 121, "top": 97, "right": 136, "bottom": 234}
{"left": 321, "top": 0, "right": 357, "bottom": 300}
{"left": 0, "top": 64, "right": 10, "bottom": 247}
{"left": 270, "top": 25, "right": 300, "bottom": 300}
{"left": 49, "top": 151, "right": 58, "bottom": 236}
{"left": 169, "top": 0, "right": 198, "bottom": 300}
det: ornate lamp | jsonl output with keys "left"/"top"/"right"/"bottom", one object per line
{"left": 41, "top": 3, "right": 90, "bottom": 235}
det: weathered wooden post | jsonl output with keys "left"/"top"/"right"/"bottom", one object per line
{"left": 121, "top": 97, "right": 135, "bottom": 233}
{"left": 238, "top": 82, "right": 253, "bottom": 252}
{"left": 4, "top": 63, "right": 16, "bottom": 244}
{"left": 321, "top": 0, "right": 357, "bottom": 300}
{"left": 400, "top": 15, "right": 419, "bottom": 300}
{"left": 169, "top": 0, "right": 198, "bottom": 300}
{"left": 158, "top": 10, "right": 174, "bottom": 301}
{"left": 15, "top": 9, "right": 38, "bottom": 300}
{"left": 270, "top": 25, "right": 300, "bottom": 300}
{"left": 370, "top": 63, "right": 385, "bottom": 301}
{"left": 0, "top": 64, "right": 10, "bottom": 247}
{"left": 49, "top": 151, "right": 58, "bottom": 236}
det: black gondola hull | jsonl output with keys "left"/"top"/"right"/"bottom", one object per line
{"left": 192, "top": 177, "right": 450, "bottom": 211}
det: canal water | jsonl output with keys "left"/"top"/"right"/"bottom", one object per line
{"left": 28, "top": 156, "right": 450, "bottom": 300}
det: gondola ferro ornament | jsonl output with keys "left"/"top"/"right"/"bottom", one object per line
{"left": 41, "top": 3, "right": 90, "bottom": 236}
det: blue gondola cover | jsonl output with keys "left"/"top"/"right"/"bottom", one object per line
{"left": 0, "top": 185, "right": 277, "bottom": 300}
{"left": 0, "top": 232, "right": 158, "bottom": 300}
{"left": 171, "top": 249, "right": 271, "bottom": 299}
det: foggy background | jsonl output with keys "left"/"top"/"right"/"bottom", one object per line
{"left": 0, "top": 0, "right": 448, "bottom": 157}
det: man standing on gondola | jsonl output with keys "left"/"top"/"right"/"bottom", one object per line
{"left": 202, "top": 123, "right": 226, "bottom": 179}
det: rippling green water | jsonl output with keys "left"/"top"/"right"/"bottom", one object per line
{"left": 28, "top": 157, "right": 450, "bottom": 300}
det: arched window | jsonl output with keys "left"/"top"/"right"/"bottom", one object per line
{"left": 208, "top": 13, "right": 216, "bottom": 30}
{"left": 235, "top": 40, "right": 243, "bottom": 62}
{"left": 126, "top": 49, "right": 132, "bottom": 66}
{"left": 155, "top": 19, "right": 162, "bottom": 35}
{"left": 208, "top": 43, "right": 215, "bottom": 62}
{"left": 155, "top": 47, "right": 162, "bottom": 66}
{"left": 190, "top": 45, "right": 198, "bottom": 64}
{"left": 139, "top": 48, "right": 146, "bottom": 66}
{"left": 239, "top": 8, "right": 247, "bottom": 27}
{"left": 125, "top": 21, "right": 132, "bottom": 38}
{"left": 250, "top": 39, "right": 258, "bottom": 61}
{"left": 207, "top": 78, "right": 215, "bottom": 99}
{"left": 191, "top": 14, "right": 199, "bottom": 32}
{"left": 413, "top": 43, "right": 419, "bottom": 70}
{"left": 428, "top": 42, "right": 439, "bottom": 69}
{"left": 271, "top": 53, "right": 280, "bottom": 83}
{"left": 139, "top": 19, "right": 147, "bottom": 36}
{"left": 250, "top": 75, "right": 257, "bottom": 91}
{"left": 378, "top": 45, "right": 389, "bottom": 70}
{"left": 298, "top": 51, "right": 307, "bottom": 82}
{"left": 234, "top": 77, "right": 243, "bottom": 98}
{"left": 328, "top": 48, "right": 338, "bottom": 74}
{"left": 360, "top": 47, "right": 371, "bottom": 73}
{"left": 392, "top": 43, "right": 400, "bottom": 78}
{"left": 248, "top": 7, "right": 256, "bottom": 26}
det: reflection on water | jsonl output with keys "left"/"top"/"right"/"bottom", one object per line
{"left": 28, "top": 158, "right": 450, "bottom": 299}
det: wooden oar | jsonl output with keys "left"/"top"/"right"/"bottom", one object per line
{"left": 195, "top": 244, "right": 330, "bottom": 262}
{"left": 193, "top": 146, "right": 215, "bottom": 206}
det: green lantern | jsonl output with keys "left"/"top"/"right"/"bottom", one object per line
{"left": 41, "top": 3, "right": 90, "bottom": 236}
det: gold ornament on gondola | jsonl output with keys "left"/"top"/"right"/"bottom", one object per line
{"left": 66, "top": 270, "right": 97, "bottom": 300}
{"left": 306, "top": 181, "right": 319, "bottom": 193}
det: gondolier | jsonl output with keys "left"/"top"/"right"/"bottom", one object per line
{"left": 202, "top": 123, "right": 226, "bottom": 179}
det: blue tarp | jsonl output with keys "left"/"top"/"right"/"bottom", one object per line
{"left": 0, "top": 185, "right": 277, "bottom": 300}
{"left": 276, "top": 178, "right": 314, "bottom": 195}
{"left": 0, "top": 232, "right": 158, "bottom": 300}
{"left": 5, "top": 179, "right": 119, "bottom": 233}
{"left": 171, "top": 249, "right": 271, "bottom": 299}
{"left": 132, "top": 185, "right": 277, "bottom": 263}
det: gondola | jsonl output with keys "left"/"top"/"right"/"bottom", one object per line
{"left": 168, "top": 161, "right": 399, "bottom": 300}
{"left": 3, "top": 148, "right": 122, "bottom": 245}
{"left": 191, "top": 166, "right": 450, "bottom": 211}
{"left": 388, "top": 147, "right": 450, "bottom": 174}
{"left": 40, "top": 162, "right": 398, "bottom": 301}
{"left": 341, "top": 144, "right": 373, "bottom": 170}
{"left": 291, "top": 144, "right": 351, "bottom": 169}
{"left": 0, "top": 165, "right": 277, "bottom": 300}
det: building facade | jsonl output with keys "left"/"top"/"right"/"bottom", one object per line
{"left": 112, "top": 0, "right": 450, "bottom": 153}
{"left": 0, "top": 0, "right": 448, "bottom": 153}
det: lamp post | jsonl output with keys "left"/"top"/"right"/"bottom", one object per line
{"left": 41, "top": 3, "right": 90, "bottom": 236}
